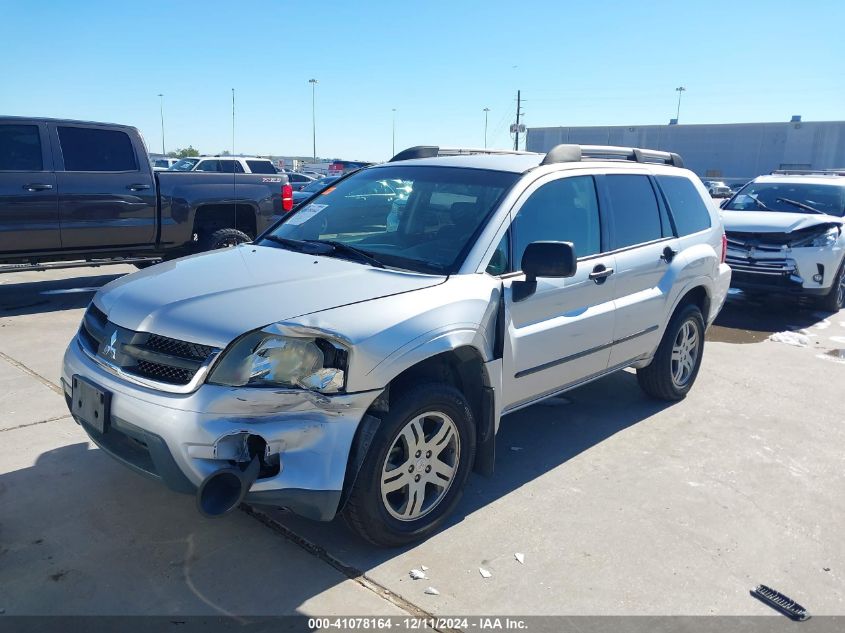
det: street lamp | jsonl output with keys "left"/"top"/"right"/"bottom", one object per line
{"left": 483, "top": 107, "right": 490, "bottom": 148}
{"left": 391, "top": 108, "right": 396, "bottom": 157}
{"left": 675, "top": 86, "right": 686, "bottom": 123}
{"left": 158, "top": 93, "right": 165, "bottom": 155}
{"left": 308, "top": 79, "right": 318, "bottom": 162}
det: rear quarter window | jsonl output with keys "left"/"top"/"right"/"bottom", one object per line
{"left": 656, "top": 175, "right": 712, "bottom": 235}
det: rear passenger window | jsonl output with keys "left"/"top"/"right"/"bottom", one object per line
{"left": 656, "top": 175, "right": 712, "bottom": 235}
{"left": 58, "top": 127, "right": 137, "bottom": 172}
{"left": 605, "top": 175, "right": 662, "bottom": 249}
{"left": 0, "top": 125, "right": 42, "bottom": 171}
{"left": 512, "top": 175, "right": 601, "bottom": 266}
{"left": 246, "top": 160, "right": 277, "bottom": 174}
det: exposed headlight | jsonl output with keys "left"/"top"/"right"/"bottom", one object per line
{"left": 208, "top": 331, "right": 347, "bottom": 392}
{"left": 792, "top": 226, "right": 841, "bottom": 248}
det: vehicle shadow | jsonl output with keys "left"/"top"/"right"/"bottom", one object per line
{"left": 0, "top": 273, "right": 125, "bottom": 316}
{"left": 708, "top": 291, "right": 833, "bottom": 344}
{"left": 0, "top": 437, "right": 379, "bottom": 616}
{"left": 259, "top": 369, "right": 675, "bottom": 568}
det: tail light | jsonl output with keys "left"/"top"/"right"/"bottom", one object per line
{"left": 282, "top": 183, "right": 294, "bottom": 212}
{"left": 720, "top": 232, "right": 727, "bottom": 263}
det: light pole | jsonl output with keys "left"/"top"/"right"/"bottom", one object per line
{"left": 391, "top": 108, "right": 396, "bottom": 157}
{"left": 483, "top": 107, "right": 490, "bottom": 148}
{"left": 675, "top": 86, "right": 686, "bottom": 123}
{"left": 158, "top": 93, "right": 165, "bottom": 155}
{"left": 308, "top": 79, "right": 318, "bottom": 162}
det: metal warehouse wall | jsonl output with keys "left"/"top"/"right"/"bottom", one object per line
{"left": 525, "top": 121, "right": 845, "bottom": 182}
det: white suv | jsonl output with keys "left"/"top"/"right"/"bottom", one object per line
{"left": 192, "top": 156, "right": 279, "bottom": 174}
{"left": 721, "top": 171, "right": 845, "bottom": 312}
{"left": 62, "top": 144, "right": 731, "bottom": 546}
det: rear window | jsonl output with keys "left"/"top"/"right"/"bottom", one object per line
{"left": 0, "top": 124, "right": 42, "bottom": 171}
{"left": 246, "top": 160, "right": 277, "bottom": 174}
{"left": 58, "top": 126, "right": 137, "bottom": 172}
{"left": 656, "top": 175, "right": 712, "bottom": 235}
{"left": 605, "top": 175, "right": 663, "bottom": 249}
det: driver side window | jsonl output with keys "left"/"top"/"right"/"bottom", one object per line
{"left": 512, "top": 175, "right": 601, "bottom": 267}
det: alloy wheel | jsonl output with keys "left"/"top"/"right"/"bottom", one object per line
{"left": 380, "top": 411, "right": 460, "bottom": 521}
{"left": 671, "top": 319, "right": 700, "bottom": 388}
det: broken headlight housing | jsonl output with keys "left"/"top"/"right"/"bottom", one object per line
{"left": 208, "top": 330, "right": 347, "bottom": 392}
{"left": 792, "top": 226, "right": 841, "bottom": 249}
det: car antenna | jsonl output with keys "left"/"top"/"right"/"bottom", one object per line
{"left": 232, "top": 88, "right": 236, "bottom": 232}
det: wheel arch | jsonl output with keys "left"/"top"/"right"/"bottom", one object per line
{"left": 339, "top": 344, "right": 495, "bottom": 512}
{"left": 192, "top": 202, "right": 258, "bottom": 239}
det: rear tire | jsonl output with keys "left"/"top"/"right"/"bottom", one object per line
{"left": 637, "top": 303, "right": 706, "bottom": 401}
{"left": 199, "top": 228, "right": 251, "bottom": 251}
{"left": 343, "top": 383, "right": 476, "bottom": 547}
{"left": 817, "top": 260, "right": 845, "bottom": 313}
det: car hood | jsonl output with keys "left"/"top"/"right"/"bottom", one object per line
{"left": 95, "top": 245, "right": 446, "bottom": 348}
{"left": 721, "top": 210, "right": 843, "bottom": 233}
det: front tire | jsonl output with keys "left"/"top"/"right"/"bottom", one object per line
{"left": 637, "top": 303, "right": 706, "bottom": 401}
{"left": 343, "top": 383, "right": 476, "bottom": 547}
{"left": 817, "top": 260, "right": 845, "bottom": 313}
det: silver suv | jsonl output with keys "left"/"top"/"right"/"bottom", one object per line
{"left": 62, "top": 144, "right": 731, "bottom": 546}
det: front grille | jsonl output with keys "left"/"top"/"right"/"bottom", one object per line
{"left": 726, "top": 255, "right": 795, "bottom": 276}
{"left": 145, "top": 334, "right": 215, "bottom": 361}
{"left": 78, "top": 303, "right": 219, "bottom": 387}
{"left": 135, "top": 359, "right": 195, "bottom": 385}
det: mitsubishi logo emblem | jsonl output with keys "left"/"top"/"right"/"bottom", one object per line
{"left": 103, "top": 330, "right": 118, "bottom": 360}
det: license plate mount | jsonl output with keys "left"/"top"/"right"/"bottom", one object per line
{"left": 71, "top": 375, "right": 111, "bottom": 434}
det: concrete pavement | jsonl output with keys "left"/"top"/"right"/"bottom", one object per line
{"left": 1, "top": 264, "right": 843, "bottom": 619}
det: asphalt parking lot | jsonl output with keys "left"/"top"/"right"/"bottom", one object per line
{"left": 1, "top": 262, "right": 844, "bottom": 620}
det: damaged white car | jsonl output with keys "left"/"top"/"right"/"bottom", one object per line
{"left": 63, "top": 144, "right": 730, "bottom": 546}
{"left": 721, "top": 172, "right": 845, "bottom": 312}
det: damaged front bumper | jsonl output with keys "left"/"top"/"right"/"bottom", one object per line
{"left": 726, "top": 240, "right": 842, "bottom": 296}
{"left": 62, "top": 335, "right": 382, "bottom": 521}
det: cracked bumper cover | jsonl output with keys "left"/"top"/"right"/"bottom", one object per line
{"left": 62, "top": 335, "right": 382, "bottom": 521}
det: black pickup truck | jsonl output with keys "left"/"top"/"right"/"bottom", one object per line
{"left": 0, "top": 117, "right": 293, "bottom": 271}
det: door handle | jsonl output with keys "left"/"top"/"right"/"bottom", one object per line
{"left": 589, "top": 264, "right": 614, "bottom": 283}
{"left": 661, "top": 246, "right": 678, "bottom": 263}
{"left": 23, "top": 183, "right": 53, "bottom": 192}
{"left": 127, "top": 183, "right": 151, "bottom": 191}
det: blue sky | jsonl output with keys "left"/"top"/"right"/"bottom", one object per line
{"left": 1, "top": 0, "right": 843, "bottom": 161}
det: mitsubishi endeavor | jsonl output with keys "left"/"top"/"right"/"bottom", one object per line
{"left": 62, "top": 144, "right": 731, "bottom": 546}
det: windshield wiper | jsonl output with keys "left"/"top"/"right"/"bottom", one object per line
{"left": 305, "top": 240, "right": 386, "bottom": 269}
{"left": 749, "top": 196, "right": 773, "bottom": 211}
{"left": 776, "top": 197, "right": 824, "bottom": 214}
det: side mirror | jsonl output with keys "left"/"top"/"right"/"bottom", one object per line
{"left": 513, "top": 241, "right": 577, "bottom": 302}
{"left": 522, "top": 241, "right": 577, "bottom": 282}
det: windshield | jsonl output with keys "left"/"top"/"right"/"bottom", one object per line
{"left": 170, "top": 158, "right": 200, "bottom": 171}
{"left": 260, "top": 166, "right": 518, "bottom": 274}
{"left": 725, "top": 182, "right": 845, "bottom": 217}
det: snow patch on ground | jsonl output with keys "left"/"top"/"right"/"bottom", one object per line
{"left": 769, "top": 331, "right": 811, "bottom": 347}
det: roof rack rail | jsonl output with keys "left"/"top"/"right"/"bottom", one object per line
{"left": 389, "top": 145, "right": 534, "bottom": 162}
{"left": 540, "top": 144, "right": 685, "bottom": 168}
{"left": 771, "top": 169, "right": 845, "bottom": 176}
